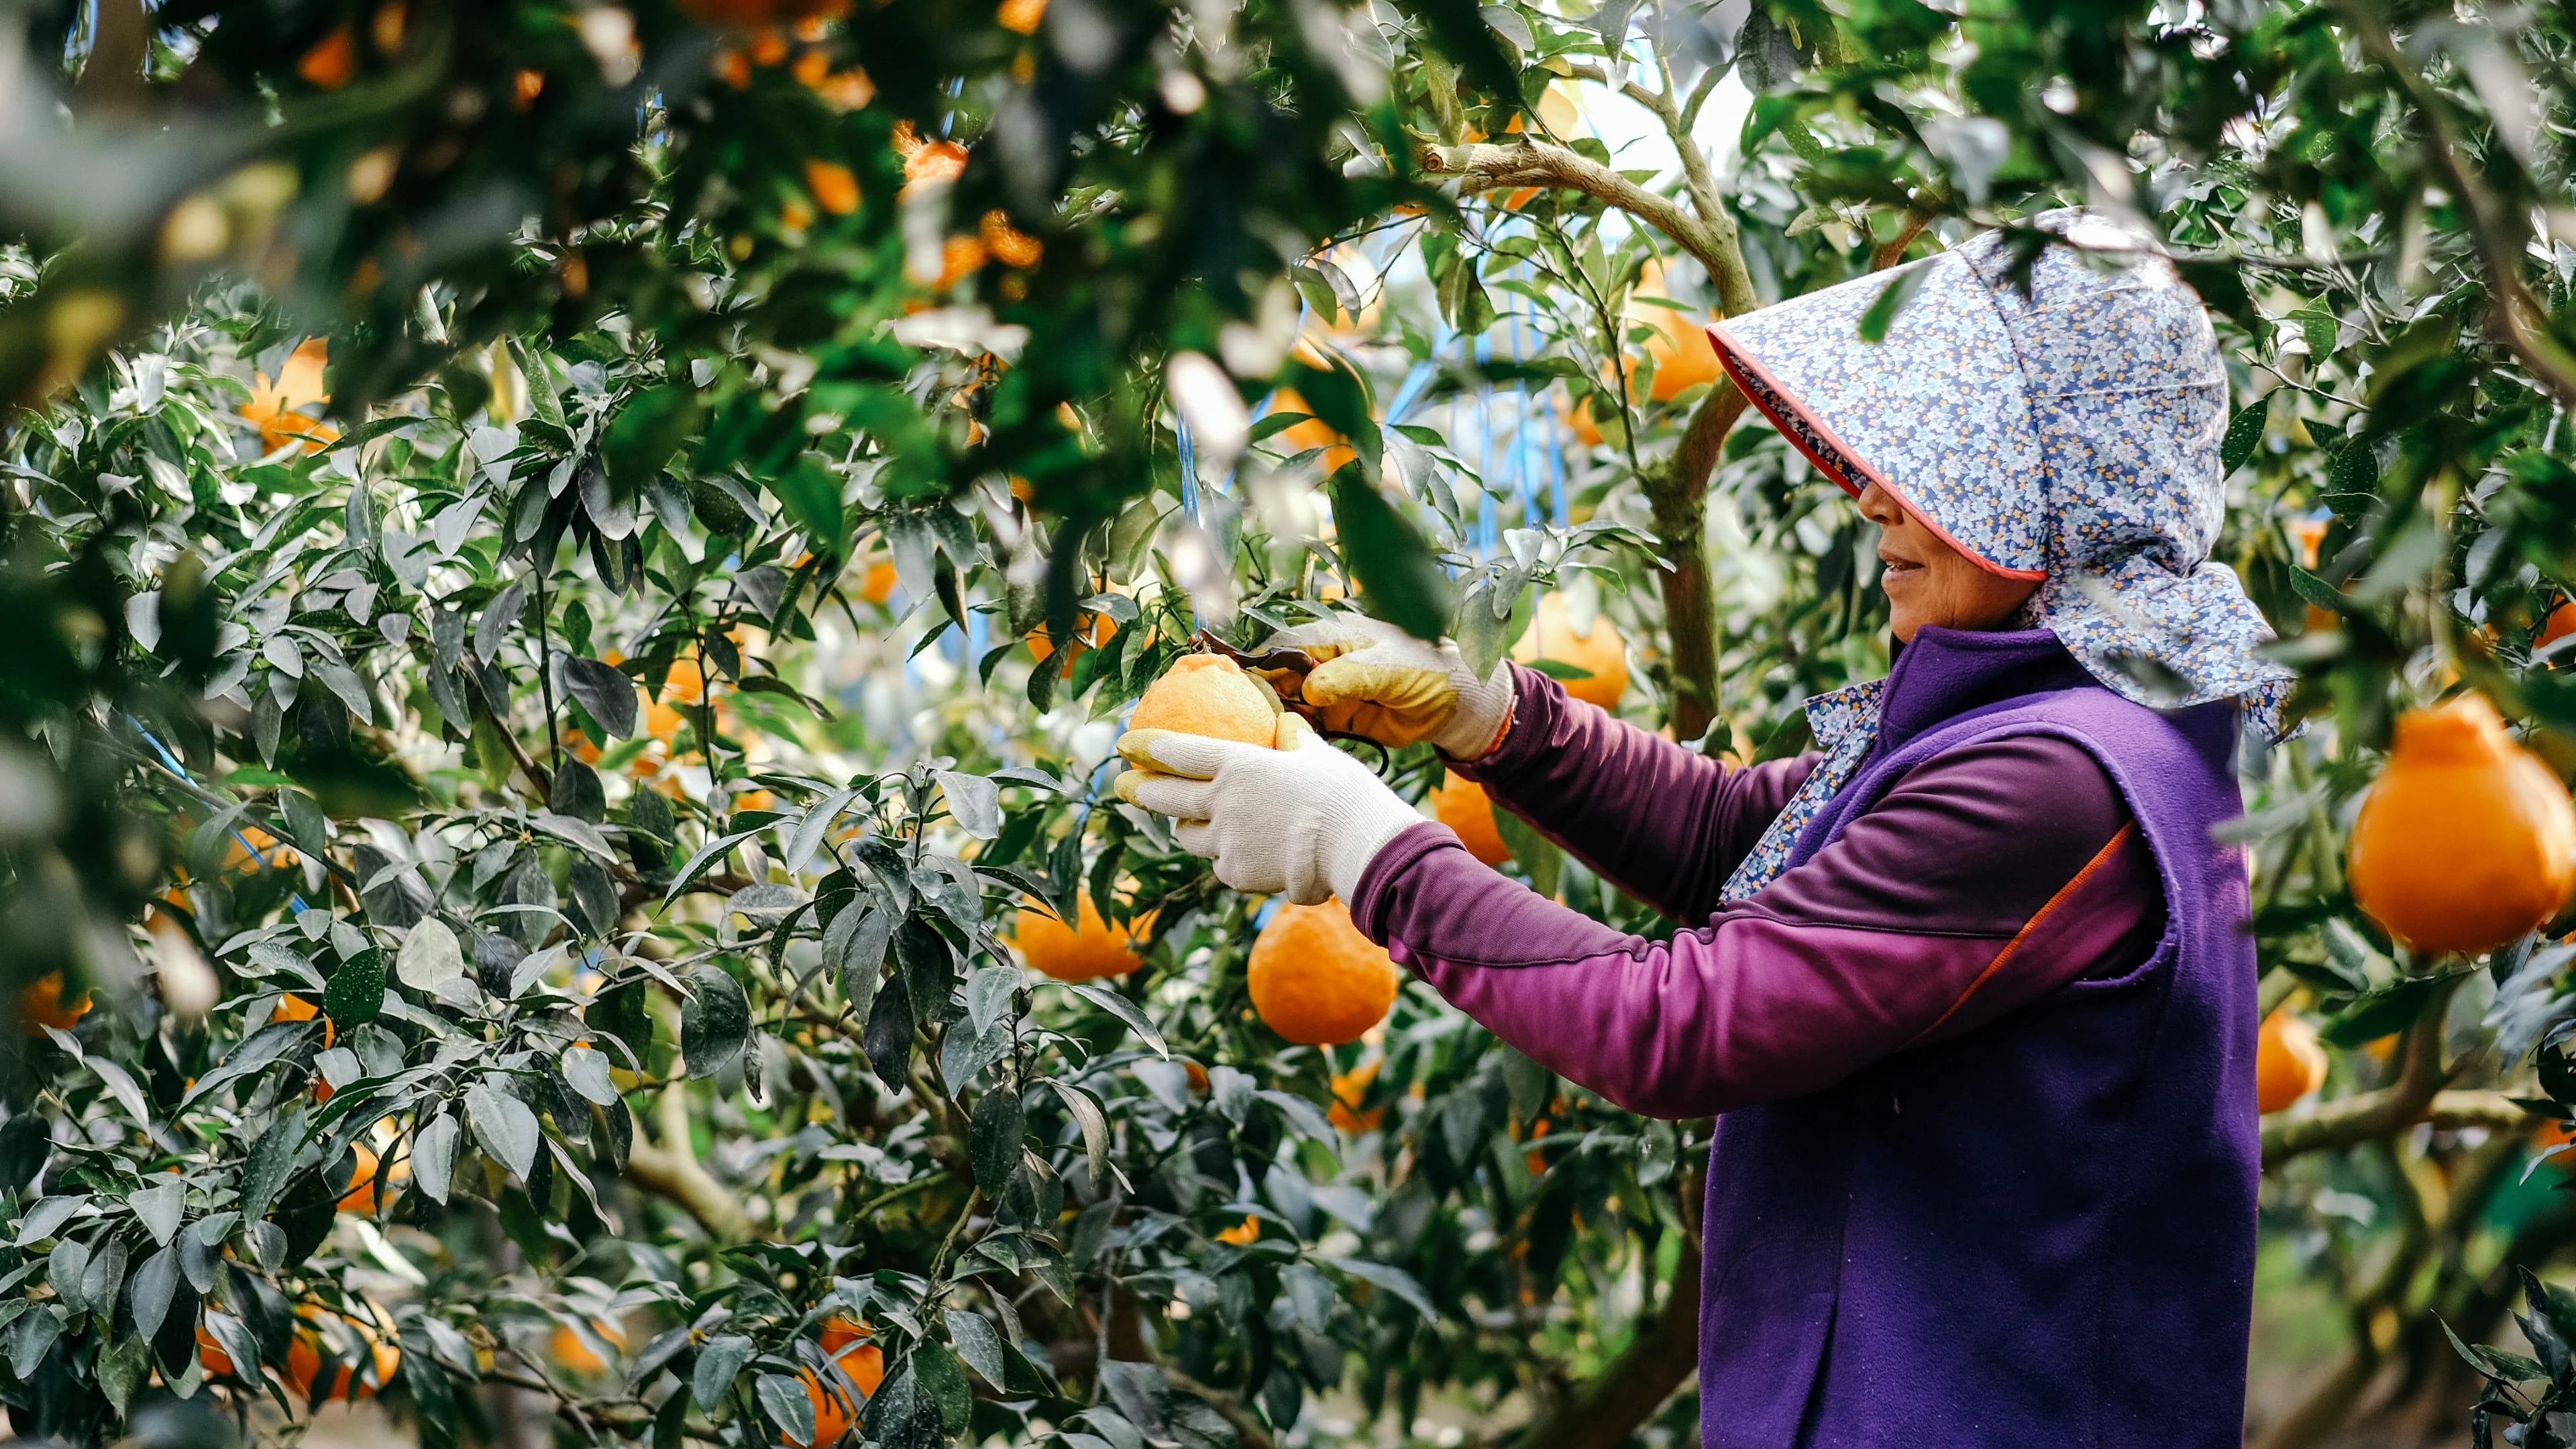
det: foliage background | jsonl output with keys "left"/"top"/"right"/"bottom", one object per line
{"left": 7, "top": 1, "right": 2576, "bottom": 1448}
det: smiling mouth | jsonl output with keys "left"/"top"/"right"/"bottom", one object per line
{"left": 1879, "top": 555, "right": 1923, "bottom": 578}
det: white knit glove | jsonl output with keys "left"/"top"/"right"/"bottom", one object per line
{"left": 1113, "top": 717, "right": 1424, "bottom": 903}
{"left": 1252, "top": 614, "right": 1515, "bottom": 760}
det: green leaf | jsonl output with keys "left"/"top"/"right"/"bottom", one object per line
{"left": 1854, "top": 262, "right": 1933, "bottom": 343}
{"left": 757, "top": 1373, "right": 815, "bottom": 1446}
{"left": 2318, "top": 969, "right": 2473, "bottom": 1047}
{"left": 2220, "top": 405, "right": 2266, "bottom": 476}
{"left": 912, "top": 1342, "right": 975, "bottom": 1434}
{"left": 323, "top": 948, "right": 386, "bottom": 1028}
{"left": 2439, "top": 1311, "right": 2546, "bottom": 1383}
{"left": 969, "top": 1085, "right": 1025, "bottom": 1195}
{"left": 681, "top": 967, "right": 752, "bottom": 1079}
{"left": 771, "top": 454, "right": 848, "bottom": 557}
{"left": 241, "top": 1105, "right": 307, "bottom": 1221}
{"left": 1329, "top": 464, "right": 1455, "bottom": 641}
{"left": 605, "top": 386, "right": 706, "bottom": 482}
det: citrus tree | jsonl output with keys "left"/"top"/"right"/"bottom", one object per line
{"left": 10, "top": 1, "right": 2576, "bottom": 1448}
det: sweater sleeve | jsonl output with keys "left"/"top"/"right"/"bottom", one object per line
{"left": 1352, "top": 735, "right": 2165, "bottom": 1120}
{"left": 1449, "top": 664, "right": 1819, "bottom": 921}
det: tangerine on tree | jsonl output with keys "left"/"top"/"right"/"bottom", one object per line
{"left": 284, "top": 1301, "right": 402, "bottom": 1403}
{"left": 1010, "top": 895, "right": 1144, "bottom": 981}
{"left": 1429, "top": 771, "right": 1513, "bottom": 867}
{"left": 2349, "top": 694, "right": 2576, "bottom": 956}
{"left": 818, "top": 1317, "right": 885, "bottom": 1395}
{"left": 19, "top": 971, "right": 91, "bottom": 1032}
{"left": 1247, "top": 898, "right": 1401, "bottom": 1046}
{"left": 1127, "top": 653, "right": 1279, "bottom": 747}
{"left": 1513, "top": 591, "right": 1629, "bottom": 711}
{"left": 2253, "top": 1009, "right": 2328, "bottom": 1114}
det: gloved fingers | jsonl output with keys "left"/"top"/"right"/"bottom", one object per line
{"left": 1172, "top": 820, "right": 1219, "bottom": 859}
{"left": 1282, "top": 874, "right": 1334, "bottom": 906}
{"left": 1273, "top": 712, "right": 1318, "bottom": 751}
{"left": 1118, "top": 769, "right": 1219, "bottom": 820}
{"left": 1258, "top": 618, "right": 1378, "bottom": 659}
{"left": 1115, "top": 727, "right": 1257, "bottom": 779}
{"left": 1300, "top": 653, "right": 1459, "bottom": 714}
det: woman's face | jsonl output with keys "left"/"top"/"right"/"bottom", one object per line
{"left": 1858, "top": 482, "right": 2043, "bottom": 643}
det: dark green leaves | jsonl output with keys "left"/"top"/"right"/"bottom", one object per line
{"left": 323, "top": 948, "right": 385, "bottom": 1028}
{"left": 1329, "top": 463, "right": 1455, "bottom": 641}
{"left": 604, "top": 386, "right": 706, "bottom": 482}
{"left": 682, "top": 968, "right": 752, "bottom": 1079}
{"left": 562, "top": 657, "right": 639, "bottom": 738}
{"left": 970, "top": 1087, "right": 1024, "bottom": 1195}
{"left": 2220, "top": 404, "right": 2266, "bottom": 476}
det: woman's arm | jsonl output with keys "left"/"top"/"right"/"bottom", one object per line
{"left": 1358, "top": 735, "right": 2163, "bottom": 1119}
{"left": 1447, "top": 664, "right": 1816, "bottom": 921}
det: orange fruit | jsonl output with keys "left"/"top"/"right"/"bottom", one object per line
{"left": 2535, "top": 1120, "right": 2576, "bottom": 1171}
{"left": 1429, "top": 771, "right": 1511, "bottom": 867}
{"left": 818, "top": 1318, "right": 886, "bottom": 1397}
{"left": 789, "top": 1365, "right": 857, "bottom": 1446}
{"left": 197, "top": 1317, "right": 239, "bottom": 1379}
{"left": 805, "top": 160, "right": 861, "bottom": 216}
{"left": 1011, "top": 896, "right": 1144, "bottom": 981}
{"left": 242, "top": 339, "right": 339, "bottom": 455}
{"left": 548, "top": 1320, "right": 627, "bottom": 1375}
{"left": 1028, "top": 607, "right": 1117, "bottom": 678}
{"left": 337, "top": 1144, "right": 382, "bottom": 1214}
{"left": 859, "top": 559, "right": 898, "bottom": 604}
{"left": 2349, "top": 694, "right": 2576, "bottom": 955}
{"left": 1216, "top": 1216, "right": 1260, "bottom": 1244}
{"left": 2540, "top": 602, "right": 2576, "bottom": 653}
{"left": 298, "top": 25, "right": 356, "bottom": 89}
{"left": 1631, "top": 261, "right": 1719, "bottom": 402}
{"left": 284, "top": 1301, "right": 401, "bottom": 1402}
{"left": 997, "top": 0, "right": 1046, "bottom": 30}
{"left": 1524, "top": 1116, "right": 1551, "bottom": 1176}
{"left": 2289, "top": 515, "right": 2337, "bottom": 634}
{"left": 1128, "top": 654, "right": 1279, "bottom": 747}
{"left": 1262, "top": 388, "right": 1357, "bottom": 472}
{"left": 1328, "top": 1058, "right": 1383, "bottom": 1132}
{"left": 1246, "top": 899, "right": 1401, "bottom": 1046}
{"left": 272, "top": 991, "right": 336, "bottom": 1049}
{"left": 19, "top": 972, "right": 91, "bottom": 1032}
{"left": 2253, "top": 1010, "right": 2328, "bottom": 1114}
{"left": 1512, "top": 592, "right": 1627, "bottom": 711}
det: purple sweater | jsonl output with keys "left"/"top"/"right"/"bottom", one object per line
{"left": 1349, "top": 660, "right": 2165, "bottom": 1119}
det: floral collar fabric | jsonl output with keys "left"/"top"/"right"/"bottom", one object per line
{"left": 1710, "top": 209, "right": 2292, "bottom": 900}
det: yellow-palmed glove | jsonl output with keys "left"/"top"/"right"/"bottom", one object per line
{"left": 1252, "top": 614, "right": 1515, "bottom": 758}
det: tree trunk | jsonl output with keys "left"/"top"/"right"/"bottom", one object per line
{"left": 1646, "top": 386, "right": 1748, "bottom": 743}
{"left": 1517, "top": 1238, "right": 1703, "bottom": 1449}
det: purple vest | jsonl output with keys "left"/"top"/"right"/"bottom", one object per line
{"left": 1699, "top": 631, "right": 2257, "bottom": 1448}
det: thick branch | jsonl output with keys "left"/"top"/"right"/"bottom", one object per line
{"left": 1515, "top": 1238, "right": 1702, "bottom": 1449}
{"left": 1419, "top": 139, "right": 1737, "bottom": 296}
{"left": 624, "top": 1084, "right": 755, "bottom": 1240}
{"left": 2259, "top": 994, "right": 2461, "bottom": 1169}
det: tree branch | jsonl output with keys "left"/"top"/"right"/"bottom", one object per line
{"left": 1515, "top": 1238, "right": 1702, "bottom": 1449}
{"left": 1419, "top": 139, "right": 1737, "bottom": 294}
{"left": 2260, "top": 989, "right": 2463, "bottom": 1169}
{"left": 624, "top": 1083, "right": 755, "bottom": 1240}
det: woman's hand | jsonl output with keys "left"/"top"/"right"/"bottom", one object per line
{"left": 1114, "top": 716, "right": 1424, "bottom": 903}
{"left": 1252, "top": 614, "right": 1514, "bottom": 758}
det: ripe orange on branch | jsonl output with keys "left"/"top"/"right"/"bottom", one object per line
{"left": 1128, "top": 653, "right": 1280, "bottom": 747}
{"left": 1248, "top": 898, "right": 1400, "bottom": 1045}
{"left": 284, "top": 1300, "right": 402, "bottom": 1402}
{"left": 1011, "top": 896, "right": 1144, "bottom": 981}
{"left": 2349, "top": 694, "right": 2576, "bottom": 955}
{"left": 1429, "top": 771, "right": 1512, "bottom": 867}
{"left": 1513, "top": 592, "right": 1627, "bottom": 711}
{"left": 2253, "top": 1009, "right": 2328, "bottom": 1114}
{"left": 19, "top": 972, "right": 91, "bottom": 1032}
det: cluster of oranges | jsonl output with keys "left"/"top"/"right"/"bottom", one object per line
{"left": 199, "top": 1301, "right": 403, "bottom": 1404}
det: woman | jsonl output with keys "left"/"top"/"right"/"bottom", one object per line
{"left": 1118, "top": 211, "right": 2291, "bottom": 1447}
